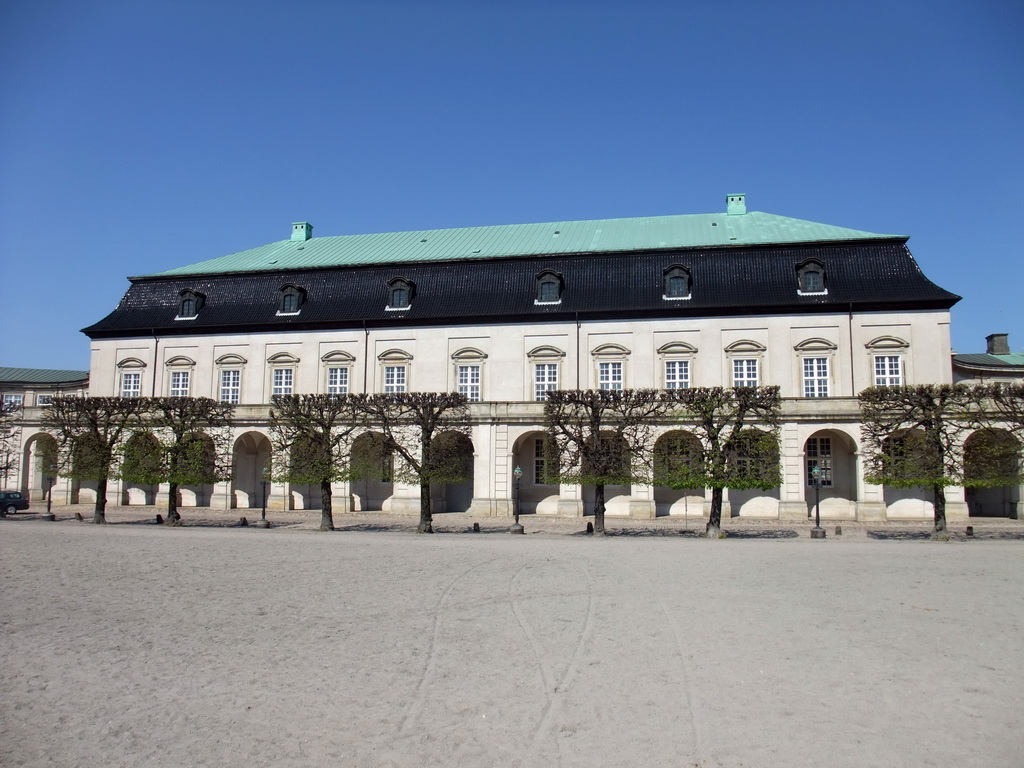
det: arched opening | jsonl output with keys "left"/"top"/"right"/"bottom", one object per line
{"left": 964, "top": 429, "right": 1021, "bottom": 518}
{"left": 802, "top": 430, "right": 858, "bottom": 519}
{"left": 428, "top": 432, "right": 474, "bottom": 514}
{"left": 21, "top": 433, "right": 58, "bottom": 502}
{"left": 653, "top": 430, "right": 704, "bottom": 517}
{"left": 580, "top": 431, "right": 631, "bottom": 517}
{"left": 121, "top": 431, "right": 161, "bottom": 505}
{"left": 880, "top": 429, "right": 934, "bottom": 518}
{"left": 231, "top": 431, "right": 271, "bottom": 509}
{"left": 350, "top": 432, "right": 394, "bottom": 512}
{"left": 728, "top": 428, "right": 781, "bottom": 517}
{"left": 511, "top": 431, "right": 559, "bottom": 515}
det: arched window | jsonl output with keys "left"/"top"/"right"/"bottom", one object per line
{"left": 535, "top": 270, "right": 563, "bottom": 304}
{"left": 177, "top": 290, "right": 205, "bottom": 319}
{"left": 797, "top": 260, "right": 826, "bottom": 294}
{"left": 279, "top": 284, "right": 306, "bottom": 314}
{"left": 663, "top": 265, "right": 691, "bottom": 300}
{"left": 387, "top": 278, "right": 414, "bottom": 310}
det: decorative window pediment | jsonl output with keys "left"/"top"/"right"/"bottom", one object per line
{"left": 117, "top": 357, "right": 147, "bottom": 369}
{"left": 378, "top": 349, "right": 413, "bottom": 363}
{"left": 165, "top": 355, "right": 196, "bottom": 368}
{"left": 535, "top": 270, "right": 563, "bottom": 304}
{"left": 865, "top": 335, "right": 910, "bottom": 350}
{"left": 278, "top": 284, "right": 306, "bottom": 315}
{"left": 663, "top": 265, "right": 692, "bottom": 300}
{"left": 657, "top": 342, "right": 698, "bottom": 356}
{"left": 591, "top": 343, "right": 631, "bottom": 358}
{"left": 724, "top": 340, "right": 767, "bottom": 354}
{"left": 387, "top": 278, "right": 414, "bottom": 310}
{"left": 794, "top": 338, "right": 837, "bottom": 352}
{"left": 452, "top": 347, "right": 488, "bottom": 361}
{"left": 321, "top": 350, "right": 356, "bottom": 364}
{"left": 177, "top": 290, "right": 205, "bottom": 319}
{"left": 527, "top": 345, "right": 566, "bottom": 360}
{"left": 796, "top": 260, "right": 827, "bottom": 295}
{"left": 215, "top": 354, "right": 247, "bottom": 366}
{"left": 267, "top": 352, "right": 300, "bottom": 365}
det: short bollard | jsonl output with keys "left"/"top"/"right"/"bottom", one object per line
{"left": 586, "top": 522, "right": 594, "bottom": 534}
{"left": 835, "top": 525, "right": 842, "bottom": 536}
{"left": 473, "top": 522, "right": 480, "bottom": 532}
{"left": 239, "top": 516, "right": 249, "bottom": 527}
{"left": 966, "top": 526, "right": 974, "bottom": 537}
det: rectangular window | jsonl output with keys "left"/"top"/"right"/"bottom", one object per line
{"left": 120, "top": 372, "right": 141, "bottom": 398}
{"left": 806, "top": 437, "right": 833, "bottom": 487}
{"left": 3, "top": 394, "right": 24, "bottom": 408}
{"left": 664, "top": 360, "right": 690, "bottom": 389}
{"left": 598, "top": 361, "right": 623, "bottom": 391}
{"left": 327, "top": 367, "right": 349, "bottom": 395}
{"left": 36, "top": 394, "right": 53, "bottom": 406}
{"left": 802, "top": 357, "right": 829, "bottom": 398}
{"left": 534, "top": 363, "right": 558, "bottom": 401}
{"left": 733, "top": 358, "right": 759, "bottom": 387}
{"left": 384, "top": 365, "right": 406, "bottom": 393}
{"left": 874, "top": 355, "right": 902, "bottom": 386}
{"left": 457, "top": 364, "right": 481, "bottom": 402}
{"left": 533, "top": 437, "right": 549, "bottom": 485}
{"left": 170, "top": 370, "right": 190, "bottom": 398}
{"left": 272, "top": 368, "right": 294, "bottom": 396}
{"left": 220, "top": 369, "right": 241, "bottom": 404}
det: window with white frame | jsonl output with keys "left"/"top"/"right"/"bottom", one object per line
{"left": 176, "top": 290, "right": 204, "bottom": 319}
{"left": 533, "top": 437, "right": 551, "bottom": 485}
{"left": 874, "top": 355, "right": 903, "bottom": 386}
{"left": 36, "top": 394, "right": 53, "bottom": 406}
{"left": 598, "top": 361, "right": 623, "bottom": 390}
{"left": 327, "top": 367, "right": 349, "bottom": 395}
{"left": 534, "top": 363, "right": 558, "bottom": 401}
{"left": 663, "top": 265, "right": 692, "bottom": 300}
{"left": 802, "top": 357, "right": 829, "bottom": 397}
{"left": 170, "top": 370, "right": 191, "bottom": 398}
{"left": 272, "top": 368, "right": 294, "bottom": 396}
{"left": 796, "top": 260, "right": 827, "bottom": 295}
{"left": 220, "top": 369, "right": 241, "bottom": 404}
{"left": 733, "top": 358, "right": 759, "bottom": 387}
{"left": 121, "top": 372, "right": 142, "bottom": 398}
{"left": 665, "top": 360, "right": 690, "bottom": 389}
{"left": 457, "top": 365, "right": 481, "bottom": 401}
{"left": 806, "top": 437, "right": 833, "bottom": 487}
{"left": 384, "top": 365, "right": 406, "bottom": 393}
{"left": 535, "top": 270, "right": 563, "bottom": 304}
{"left": 3, "top": 394, "right": 23, "bottom": 408}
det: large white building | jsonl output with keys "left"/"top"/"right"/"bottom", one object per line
{"left": 15, "top": 194, "right": 1018, "bottom": 519}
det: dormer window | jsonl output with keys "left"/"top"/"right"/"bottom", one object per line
{"left": 387, "top": 278, "right": 414, "bottom": 310}
{"left": 535, "top": 270, "right": 563, "bottom": 305}
{"left": 797, "top": 260, "right": 827, "bottom": 295}
{"left": 663, "top": 265, "right": 691, "bottom": 300}
{"left": 278, "top": 284, "right": 306, "bottom": 315}
{"left": 177, "top": 290, "right": 205, "bottom": 319}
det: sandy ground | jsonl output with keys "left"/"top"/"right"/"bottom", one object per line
{"left": 2, "top": 507, "right": 1023, "bottom": 767}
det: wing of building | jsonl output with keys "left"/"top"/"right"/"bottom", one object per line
{"left": 15, "top": 194, "right": 1019, "bottom": 520}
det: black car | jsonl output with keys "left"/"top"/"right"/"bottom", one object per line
{"left": 0, "top": 491, "right": 29, "bottom": 515}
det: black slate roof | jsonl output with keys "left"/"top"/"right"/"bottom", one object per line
{"left": 83, "top": 240, "right": 960, "bottom": 339}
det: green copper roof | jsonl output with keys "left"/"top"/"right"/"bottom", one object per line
{"left": 0, "top": 367, "right": 89, "bottom": 384}
{"left": 148, "top": 209, "right": 902, "bottom": 278}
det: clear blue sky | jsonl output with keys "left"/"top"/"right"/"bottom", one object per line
{"left": 2, "top": 0, "right": 1021, "bottom": 371}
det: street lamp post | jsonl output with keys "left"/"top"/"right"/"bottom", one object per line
{"left": 42, "top": 474, "right": 55, "bottom": 521}
{"left": 510, "top": 464, "right": 524, "bottom": 534}
{"left": 810, "top": 463, "right": 826, "bottom": 539}
{"left": 256, "top": 464, "right": 271, "bottom": 528}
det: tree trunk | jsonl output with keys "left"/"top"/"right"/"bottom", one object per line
{"left": 166, "top": 481, "right": 181, "bottom": 525}
{"left": 418, "top": 482, "right": 433, "bottom": 533}
{"left": 593, "top": 483, "right": 606, "bottom": 535}
{"left": 94, "top": 476, "right": 108, "bottom": 524}
{"left": 320, "top": 480, "right": 334, "bottom": 531}
{"left": 932, "top": 483, "right": 949, "bottom": 540}
{"left": 705, "top": 487, "right": 723, "bottom": 537}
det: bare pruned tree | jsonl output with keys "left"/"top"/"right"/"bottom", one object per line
{"left": 42, "top": 396, "right": 150, "bottom": 523}
{"left": 859, "top": 384, "right": 986, "bottom": 538}
{"left": 358, "top": 392, "right": 471, "bottom": 533}
{"left": 543, "top": 389, "right": 670, "bottom": 535}
{"left": 986, "top": 382, "right": 1024, "bottom": 439}
{"left": 664, "top": 386, "right": 782, "bottom": 537}
{"left": 269, "top": 393, "right": 368, "bottom": 531}
{"left": 0, "top": 400, "right": 22, "bottom": 496}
